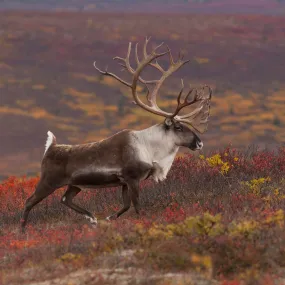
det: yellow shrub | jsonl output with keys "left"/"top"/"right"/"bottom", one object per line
{"left": 195, "top": 212, "right": 225, "bottom": 237}
{"left": 135, "top": 223, "right": 146, "bottom": 236}
{"left": 264, "top": 209, "right": 284, "bottom": 228}
{"left": 263, "top": 188, "right": 285, "bottom": 206}
{"left": 243, "top": 177, "right": 271, "bottom": 196}
{"left": 147, "top": 224, "right": 173, "bottom": 241}
{"left": 144, "top": 212, "right": 224, "bottom": 242}
{"left": 191, "top": 253, "right": 212, "bottom": 277}
{"left": 229, "top": 220, "right": 260, "bottom": 238}
{"left": 206, "top": 154, "right": 230, "bottom": 174}
{"left": 58, "top": 252, "right": 83, "bottom": 263}
{"left": 165, "top": 223, "right": 186, "bottom": 236}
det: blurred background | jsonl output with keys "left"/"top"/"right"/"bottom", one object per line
{"left": 0, "top": 0, "right": 285, "bottom": 180}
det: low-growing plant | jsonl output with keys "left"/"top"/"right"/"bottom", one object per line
{"left": 2, "top": 146, "right": 285, "bottom": 284}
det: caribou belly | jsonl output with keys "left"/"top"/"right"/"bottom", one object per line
{"left": 71, "top": 168, "right": 122, "bottom": 188}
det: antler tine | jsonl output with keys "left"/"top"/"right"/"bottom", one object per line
{"left": 149, "top": 59, "right": 165, "bottom": 73}
{"left": 203, "top": 85, "right": 213, "bottom": 99}
{"left": 177, "top": 79, "right": 184, "bottom": 104}
{"left": 185, "top": 88, "right": 198, "bottom": 102}
{"left": 137, "top": 37, "right": 167, "bottom": 74}
{"left": 143, "top": 36, "right": 151, "bottom": 59}
{"left": 143, "top": 49, "right": 190, "bottom": 111}
{"left": 113, "top": 56, "right": 125, "bottom": 62}
{"left": 144, "top": 83, "right": 152, "bottom": 103}
{"left": 170, "top": 82, "right": 198, "bottom": 119}
{"left": 135, "top": 43, "right": 140, "bottom": 66}
{"left": 166, "top": 45, "right": 175, "bottom": 65}
{"left": 178, "top": 86, "right": 211, "bottom": 120}
{"left": 93, "top": 61, "right": 132, "bottom": 88}
{"left": 136, "top": 40, "right": 165, "bottom": 75}
{"left": 113, "top": 41, "right": 132, "bottom": 63}
{"left": 113, "top": 42, "right": 158, "bottom": 85}
{"left": 173, "top": 83, "right": 212, "bottom": 133}
{"left": 118, "top": 62, "right": 127, "bottom": 68}
{"left": 153, "top": 42, "right": 165, "bottom": 54}
{"left": 178, "top": 103, "right": 204, "bottom": 120}
{"left": 143, "top": 36, "right": 166, "bottom": 58}
{"left": 124, "top": 42, "right": 133, "bottom": 75}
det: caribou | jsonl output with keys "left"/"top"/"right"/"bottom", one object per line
{"left": 21, "top": 38, "right": 212, "bottom": 232}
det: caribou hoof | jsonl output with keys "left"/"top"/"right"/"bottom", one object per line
{"left": 84, "top": 215, "right": 98, "bottom": 227}
{"left": 106, "top": 215, "right": 116, "bottom": 221}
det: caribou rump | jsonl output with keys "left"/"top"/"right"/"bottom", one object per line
{"left": 21, "top": 38, "right": 212, "bottom": 232}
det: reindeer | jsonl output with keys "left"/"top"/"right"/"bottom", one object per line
{"left": 21, "top": 38, "right": 212, "bottom": 232}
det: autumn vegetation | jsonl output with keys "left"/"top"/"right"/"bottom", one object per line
{"left": 1, "top": 12, "right": 285, "bottom": 178}
{"left": 1, "top": 146, "right": 285, "bottom": 284}
{"left": 1, "top": 10, "right": 285, "bottom": 284}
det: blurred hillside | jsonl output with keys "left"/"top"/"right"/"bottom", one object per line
{"left": 0, "top": 0, "right": 285, "bottom": 15}
{"left": 1, "top": 11, "right": 285, "bottom": 178}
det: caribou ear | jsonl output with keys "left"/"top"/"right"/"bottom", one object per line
{"left": 164, "top": 118, "right": 173, "bottom": 128}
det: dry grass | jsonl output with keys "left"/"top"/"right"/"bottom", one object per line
{"left": 2, "top": 146, "right": 285, "bottom": 284}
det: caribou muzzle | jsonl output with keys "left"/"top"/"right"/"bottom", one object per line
{"left": 189, "top": 134, "right": 203, "bottom": 151}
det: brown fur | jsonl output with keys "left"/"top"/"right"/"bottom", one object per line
{"left": 21, "top": 130, "right": 154, "bottom": 231}
{"left": 21, "top": 121, "right": 202, "bottom": 232}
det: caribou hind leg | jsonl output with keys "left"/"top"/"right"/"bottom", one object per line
{"left": 21, "top": 178, "right": 58, "bottom": 233}
{"left": 61, "top": 185, "right": 97, "bottom": 226}
{"left": 106, "top": 185, "right": 131, "bottom": 220}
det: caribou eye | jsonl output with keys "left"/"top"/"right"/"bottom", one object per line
{"left": 175, "top": 125, "right": 183, "bottom": 132}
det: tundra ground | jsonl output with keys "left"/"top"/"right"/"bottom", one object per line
{"left": 2, "top": 146, "right": 285, "bottom": 284}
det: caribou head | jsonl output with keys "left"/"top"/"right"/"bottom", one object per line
{"left": 21, "top": 38, "right": 212, "bottom": 232}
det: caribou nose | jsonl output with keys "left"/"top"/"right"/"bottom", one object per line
{"left": 196, "top": 141, "right": 203, "bottom": 150}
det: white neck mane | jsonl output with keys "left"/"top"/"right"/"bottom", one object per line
{"left": 131, "top": 124, "right": 179, "bottom": 182}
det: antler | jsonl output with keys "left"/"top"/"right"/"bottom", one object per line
{"left": 93, "top": 37, "right": 212, "bottom": 133}
{"left": 172, "top": 82, "right": 212, "bottom": 133}
{"left": 94, "top": 37, "right": 189, "bottom": 117}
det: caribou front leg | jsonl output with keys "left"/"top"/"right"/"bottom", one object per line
{"left": 106, "top": 185, "right": 131, "bottom": 220}
{"left": 127, "top": 180, "right": 140, "bottom": 216}
{"left": 61, "top": 185, "right": 97, "bottom": 226}
{"left": 121, "top": 162, "right": 152, "bottom": 217}
{"left": 106, "top": 161, "right": 152, "bottom": 221}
